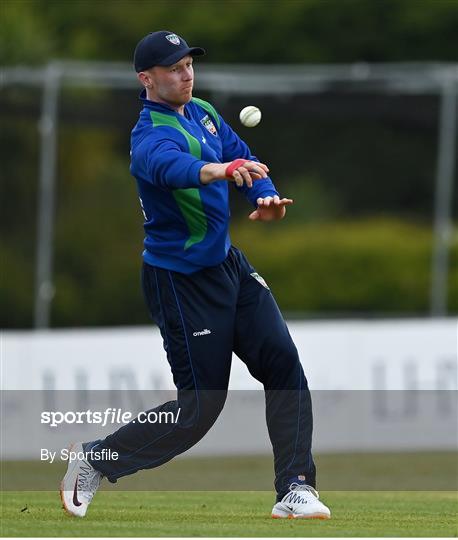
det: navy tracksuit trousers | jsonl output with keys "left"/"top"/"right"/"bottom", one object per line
{"left": 90, "top": 246, "right": 316, "bottom": 497}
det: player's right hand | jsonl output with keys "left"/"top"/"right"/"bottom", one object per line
{"left": 224, "top": 159, "right": 269, "bottom": 188}
{"left": 200, "top": 161, "right": 269, "bottom": 187}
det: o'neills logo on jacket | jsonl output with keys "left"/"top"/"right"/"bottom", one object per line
{"left": 193, "top": 329, "right": 212, "bottom": 337}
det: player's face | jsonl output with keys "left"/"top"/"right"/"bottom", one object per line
{"left": 148, "top": 55, "right": 194, "bottom": 107}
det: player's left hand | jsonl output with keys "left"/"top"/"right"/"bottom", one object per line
{"left": 248, "top": 195, "right": 293, "bottom": 221}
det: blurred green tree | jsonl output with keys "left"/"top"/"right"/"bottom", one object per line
{"left": 2, "top": 0, "right": 458, "bottom": 65}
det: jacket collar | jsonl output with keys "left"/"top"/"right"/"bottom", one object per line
{"left": 139, "top": 89, "right": 183, "bottom": 114}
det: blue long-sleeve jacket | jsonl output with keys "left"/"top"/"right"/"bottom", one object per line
{"left": 130, "top": 92, "right": 278, "bottom": 274}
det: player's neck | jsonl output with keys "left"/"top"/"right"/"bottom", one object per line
{"left": 145, "top": 89, "right": 186, "bottom": 115}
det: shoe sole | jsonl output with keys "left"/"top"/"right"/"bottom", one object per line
{"left": 59, "top": 443, "right": 83, "bottom": 517}
{"left": 60, "top": 484, "right": 74, "bottom": 517}
{"left": 272, "top": 513, "right": 330, "bottom": 520}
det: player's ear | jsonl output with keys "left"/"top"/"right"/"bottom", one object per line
{"left": 137, "top": 70, "right": 154, "bottom": 89}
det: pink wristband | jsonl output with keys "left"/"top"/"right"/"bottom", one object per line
{"left": 225, "top": 159, "right": 247, "bottom": 177}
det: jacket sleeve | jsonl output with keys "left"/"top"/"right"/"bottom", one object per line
{"left": 218, "top": 114, "right": 279, "bottom": 207}
{"left": 133, "top": 130, "right": 208, "bottom": 190}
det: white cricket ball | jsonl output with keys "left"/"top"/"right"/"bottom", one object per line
{"left": 239, "top": 105, "right": 262, "bottom": 127}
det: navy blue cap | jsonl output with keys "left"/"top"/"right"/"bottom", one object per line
{"left": 134, "top": 31, "right": 205, "bottom": 72}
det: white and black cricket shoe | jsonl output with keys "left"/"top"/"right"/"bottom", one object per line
{"left": 60, "top": 442, "right": 102, "bottom": 517}
{"left": 272, "top": 483, "right": 331, "bottom": 519}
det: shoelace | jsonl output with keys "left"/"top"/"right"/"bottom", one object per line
{"left": 77, "top": 460, "right": 102, "bottom": 503}
{"left": 289, "top": 483, "right": 320, "bottom": 499}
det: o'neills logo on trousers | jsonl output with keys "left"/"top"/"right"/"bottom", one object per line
{"left": 193, "top": 329, "right": 212, "bottom": 337}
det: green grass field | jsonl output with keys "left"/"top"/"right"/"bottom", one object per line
{"left": 1, "top": 490, "right": 457, "bottom": 537}
{"left": 3, "top": 452, "right": 457, "bottom": 491}
{"left": 1, "top": 454, "right": 457, "bottom": 536}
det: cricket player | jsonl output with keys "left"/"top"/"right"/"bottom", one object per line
{"left": 61, "top": 31, "right": 331, "bottom": 520}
